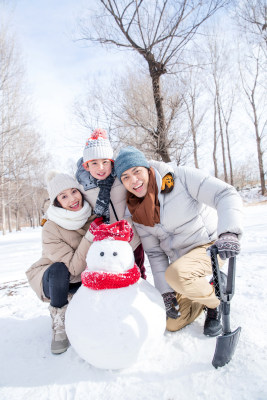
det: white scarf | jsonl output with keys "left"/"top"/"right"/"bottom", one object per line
{"left": 47, "top": 201, "right": 91, "bottom": 230}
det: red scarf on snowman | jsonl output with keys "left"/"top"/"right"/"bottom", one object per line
{"left": 81, "top": 220, "right": 141, "bottom": 290}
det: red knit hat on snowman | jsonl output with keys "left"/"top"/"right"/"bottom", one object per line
{"left": 81, "top": 220, "right": 141, "bottom": 290}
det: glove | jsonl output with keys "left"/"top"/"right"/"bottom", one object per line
{"left": 161, "top": 174, "right": 174, "bottom": 194}
{"left": 90, "top": 216, "right": 104, "bottom": 231}
{"left": 162, "top": 292, "right": 181, "bottom": 319}
{"left": 214, "top": 232, "right": 240, "bottom": 260}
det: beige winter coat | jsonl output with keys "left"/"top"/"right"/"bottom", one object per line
{"left": 26, "top": 218, "right": 93, "bottom": 302}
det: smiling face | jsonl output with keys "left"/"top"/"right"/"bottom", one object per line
{"left": 120, "top": 166, "right": 150, "bottom": 198}
{"left": 56, "top": 188, "right": 83, "bottom": 211}
{"left": 84, "top": 159, "right": 113, "bottom": 180}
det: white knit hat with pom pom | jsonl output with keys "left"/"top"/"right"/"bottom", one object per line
{"left": 46, "top": 170, "right": 82, "bottom": 204}
{"left": 83, "top": 128, "right": 113, "bottom": 164}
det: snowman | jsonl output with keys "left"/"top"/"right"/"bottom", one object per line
{"left": 65, "top": 219, "right": 166, "bottom": 370}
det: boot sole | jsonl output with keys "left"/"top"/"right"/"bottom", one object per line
{"left": 203, "top": 326, "right": 223, "bottom": 337}
{"left": 51, "top": 346, "right": 69, "bottom": 354}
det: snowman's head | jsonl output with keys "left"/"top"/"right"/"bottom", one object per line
{"left": 86, "top": 239, "right": 135, "bottom": 273}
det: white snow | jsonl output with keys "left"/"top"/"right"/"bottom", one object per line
{"left": 66, "top": 280, "right": 166, "bottom": 370}
{"left": 1, "top": 204, "right": 267, "bottom": 400}
{"left": 239, "top": 186, "right": 267, "bottom": 204}
{"left": 85, "top": 239, "right": 135, "bottom": 272}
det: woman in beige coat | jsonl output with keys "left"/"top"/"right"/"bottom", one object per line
{"left": 26, "top": 170, "right": 93, "bottom": 355}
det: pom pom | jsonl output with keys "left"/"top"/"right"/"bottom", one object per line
{"left": 45, "top": 170, "right": 60, "bottom": 184}
{"left": 90, "top": 128, "right": 108, "bottom": 140}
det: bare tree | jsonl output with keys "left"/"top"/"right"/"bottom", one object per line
{"left": 181, "top": 67, "right": 207, "bottom": 168}
{"left": 0, "top": 10, "right": 50, "bottom": 233}
{"left": 239, "top": 46, "right": 267, "bottom": 195}
{"left": 221, "top": 88, "right": 236, "bottom": 185}
{"left": 202, "top": 26, "right": 238, "bottom": 182}
{"left": 78, "top": 0, "right": 229, "bottom": 161}
{"left": 204, "top": 33, "right": 228, "bottom": 179}
{"left": 0, "top": 19, "right": 22, "bottom": 234}
{"left": 74, "top": 70, "right": 190, "bottom": 162}
{"left": 236, "top": 0, "right": 267, "bottom": 50}
{"left": 235, "top": 1, "right": 267, "bottom": 194}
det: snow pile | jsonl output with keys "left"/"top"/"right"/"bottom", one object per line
{"left": 239, "top": 186, "right": 267, "bottom": 204}
{"left": 66, "top": 227, "right": 166, "bottom": 370}
{"left": 66, "top": 280, "right": 166, "bottom": 370}
{"left": 0, "top": 206, "right": 267, "bottom": 399}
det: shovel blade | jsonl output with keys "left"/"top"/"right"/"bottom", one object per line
{"left": 212, "top": 327, "right": 241, "bottom": 368}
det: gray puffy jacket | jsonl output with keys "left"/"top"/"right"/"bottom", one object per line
{"left": 129, "top": 165, "right": 243, "bottom": 294}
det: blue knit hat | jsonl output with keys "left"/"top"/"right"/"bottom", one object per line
{"left": 115, "top": 146, "right": 149, "bottom": 182}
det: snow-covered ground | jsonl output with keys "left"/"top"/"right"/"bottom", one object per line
{"left": 239, "top": 186, "right": 267, "bottom": 204}
{"left": 0, "top": 203, "right": 267, "bottom": 400}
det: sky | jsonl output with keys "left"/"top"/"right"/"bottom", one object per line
{"left": 3, "top": 0, "right": 264, "bottom": 176}
{"left": 8, "top": 0, "right": 127, "bottom": 170}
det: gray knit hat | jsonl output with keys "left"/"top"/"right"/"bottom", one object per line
{"left": 83, "top": 128, "right": 113, "bottom": 164}
{"left": 115, "top": 146, "right": 149, "bottom": 182}
{"left": 45, "top": 170, "right": 82, "bottom": 204}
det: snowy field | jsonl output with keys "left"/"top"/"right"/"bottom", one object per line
{"left": 0, "top": 203, "right": 267, "bottom": 400}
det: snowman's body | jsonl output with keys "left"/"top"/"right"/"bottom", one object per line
{"left": 65, "top": 223, "right": 166, "bottom": 370}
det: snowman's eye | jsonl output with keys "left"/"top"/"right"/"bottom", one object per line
{"left": 113, "top": 252, "right": 118, "bottom": 256}
{"left": 100, "top": 252, "right": 104, "bottom": 256}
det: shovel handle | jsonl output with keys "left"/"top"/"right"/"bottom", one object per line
{"left": 210, "top": 246, "right": 237, "bottom": 302}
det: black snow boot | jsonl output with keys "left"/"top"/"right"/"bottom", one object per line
{"left": 203, "top": 305, "right": 222, "bottom": 336}
{"left": 203, "top": 271, "right": 227, "bottom": 337}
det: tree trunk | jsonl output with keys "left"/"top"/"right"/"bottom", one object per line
{"left": 213, "top": 98, "right": 218, "bottom": 177}
{"left": 252, "top": 101, "right": 266, "bottom": 194}
{"left": 16, "top": 207, "right": 21, "bottom": 231}
{"left": 216, "top": 95, "right": 228, "bottom": 182}
{"left": 8, "top": 204, "right": 12, "bottom": 232}
{"left": 1, "top": 199, "right": 6, "bottom": 235}
{"left": 148, "top": 64, "right": 171, "bottom": 162}
{"left": 185, "top": 93, "right": 199, "bottom": 168}
{"left": 192, "top": 126, "right": 199, "bottom": 169}
{"left": 225, "top": 122, "right": 234, "bottom": 186}
{"left": 7, "top": 181, "right": 12, "bottom": 232}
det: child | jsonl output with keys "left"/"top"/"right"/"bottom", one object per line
{"left": 26, "top": 171, "right": 93, "bottom": 354}
{"left": 75, "top": 128, "right": 146, "bottom": 278}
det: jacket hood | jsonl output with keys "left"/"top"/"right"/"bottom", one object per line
{"left": 76, "top": 157, "right": 97, "bottom": 191}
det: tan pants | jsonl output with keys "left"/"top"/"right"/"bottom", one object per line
{"left": 166, "top": 293, "right": 204, "bottom": 332}
{"left": 165, "top": 243, "right": 225, "bottom": 332}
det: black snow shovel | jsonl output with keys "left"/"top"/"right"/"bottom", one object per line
{"left": 210, "top": 246, "right": 241, "bottom": 368}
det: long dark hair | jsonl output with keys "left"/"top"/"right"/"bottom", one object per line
{"left": 53, "top": 189, "right": 85, "bottom": 209}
